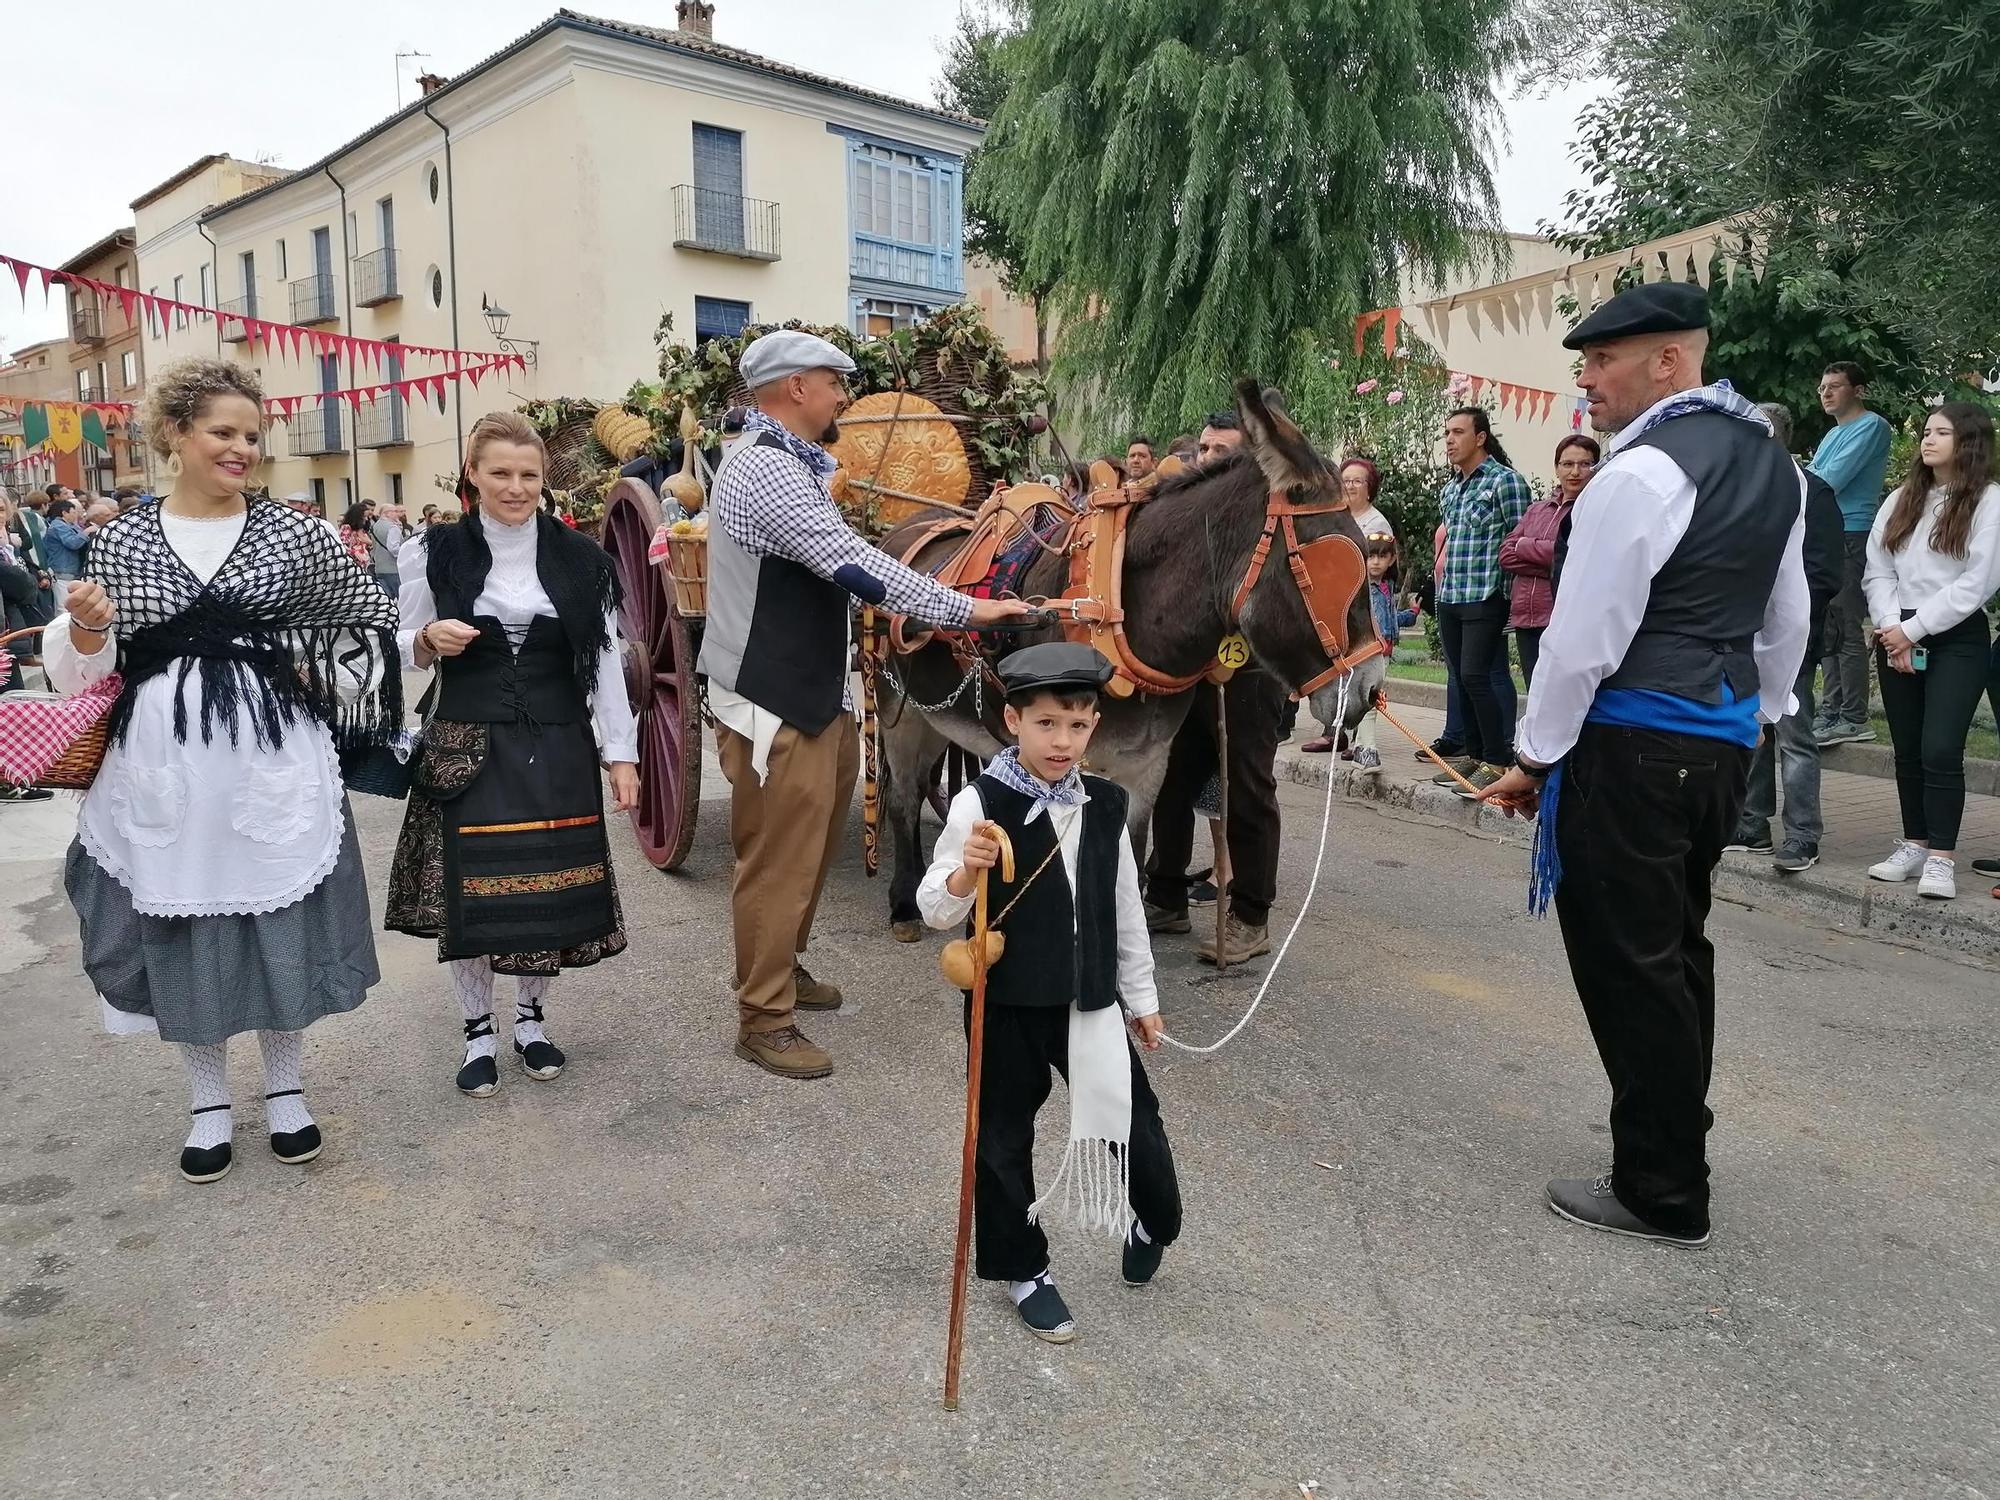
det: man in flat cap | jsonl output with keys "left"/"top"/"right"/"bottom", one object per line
{"left": 702, "top": 328, "right": 1032, "bottom": 1080}
{"left": 1478, "top": 282, "right": 1810, "bottom": 1248}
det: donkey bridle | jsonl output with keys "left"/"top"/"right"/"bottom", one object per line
{"left": 1223, "top": 487, "right": 1388, "bottom": 700}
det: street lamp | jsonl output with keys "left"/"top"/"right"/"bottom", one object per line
{"left": 481, "top": 294, "right": 540, "bottom": 368}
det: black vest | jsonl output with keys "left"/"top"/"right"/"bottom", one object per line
{"left": 434, "top": 615, "right": 588, "bottom": 724}
{"left": 1598, "top": 411, "right": 1799, "bottom": 704}
{"left": 971, "top": 773, "right": 1127, "bottom": 1012}
{"left": 727, "top": 430, "right": 853, "bottom": 734}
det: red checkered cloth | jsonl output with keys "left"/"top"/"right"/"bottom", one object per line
{"left": 0, "top": 673, "right": 123, "bottom": 787}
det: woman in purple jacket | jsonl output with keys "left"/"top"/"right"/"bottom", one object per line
{"left": 1500, "top": 435, "right": 1599, "bottom": 690}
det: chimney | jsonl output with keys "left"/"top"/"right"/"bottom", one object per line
{"left": 675, "top": 1, "right": 715, "bottom": 40}
{"left": 416, "top": 71, "right": 447, "bottom": 97}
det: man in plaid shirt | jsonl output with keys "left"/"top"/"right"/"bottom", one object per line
{"left": 700, "top": 330, "right": 1031, "bottom": 1080}
{"left": 1434, "top": 407, "right": 1533, "bottom": 795}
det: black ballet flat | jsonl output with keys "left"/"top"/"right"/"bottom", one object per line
{"left": 179, "top": 1103, "right": 234, "bottom": 1184}
{"left": 458, "top": 1015, "right": 499, "bottom": 1098}
{"left": 515, "top": 1038, "right": 566, "bottom": 1080}
{"left": 265, "top": 1092, "right": 322, "bottom": 1165}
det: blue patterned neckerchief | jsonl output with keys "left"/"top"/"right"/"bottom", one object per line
{"left": 984, "top": 745, "right": 1090, "bottom": 824}
{"left": 1526, "top": 380, "right": 1769, "bottom": 918}
{"left": 742, "top": 408, "right": 838, "bottom": 481}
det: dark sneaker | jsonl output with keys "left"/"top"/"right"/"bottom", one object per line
{"left": 1016, "top": 1281, "right": 1076, "bottom": 1343}
{"left": 1122, "top": 1227, "right": 1165, "bottom": 1287}
{"left": 1453, "top": 762, "right": 1507, "bottom": 800}
{"left": 1197, "top": 914, "right": 1271, "bottom": 965}
{"left": 1723, "top": 823, "right": 1773, "bottom": 855}
{"left": 1547, "top": 1172, "right": 1710, "bottom": 1248}
{"left": 1353, "top": 746, "right": 1383, "bottom": 776}
{"left": 1418, "top": 737, "right": 1465, "bottom": 762}
{"left": 1429, "top": 754, "right": 1478, "bottom": 785}
{"left": 792, "top": 962, "right": 843, "bottom": 1011}
{"left": 0, "top": 784, "right": 54, "bottom": 803}
{"left": 1814, "top": 719, "right": 1873, "bottom": 747}
{"left": 735, "top": 1025, "right": 833, "bottom": 1079}
{"left": 1971, "top": 856, "right": 2000, "bottom": 877}
{"left": 1144, "top": 901, "right": 1191, "bottom": 935}
{"left": 1773, "top": 841, "right": 1819, "bottom": 873}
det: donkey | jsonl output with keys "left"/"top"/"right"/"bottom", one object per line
{"left": 873, "top": 379, "right": 1386, "bottom": 939}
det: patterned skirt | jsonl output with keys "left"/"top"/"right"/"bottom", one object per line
{"left": 385, "top": 717, "right": 626, "bottom": 976}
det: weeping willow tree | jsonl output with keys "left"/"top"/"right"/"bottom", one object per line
{"left": 971, "top": 0, "right": 1532, "bottom": 441}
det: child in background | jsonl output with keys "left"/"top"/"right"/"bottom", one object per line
{"left": 1303, "top": 533, "right": 1415, "bottom": 772}
{"left": 919, "top": 642, "right": 1183, "bottom": 1345}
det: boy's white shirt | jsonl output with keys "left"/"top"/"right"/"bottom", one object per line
{"left": 917, "top": 782, "right": 1159, "bottom": 1018}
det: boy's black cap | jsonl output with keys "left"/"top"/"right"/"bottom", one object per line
{"left": 1561, "top": 282, "right": 1710, "bottom": 350}
{"left": 998, "top": 642, "right": 1115, "bottom": 696}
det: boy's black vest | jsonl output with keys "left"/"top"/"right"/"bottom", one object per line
{"left": 970, "top": 773, "right": 1127, "bottom": 1012}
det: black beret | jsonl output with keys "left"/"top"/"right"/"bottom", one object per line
{"left": 1562, "top": 282, "right": 1711, "bottom": 350}
{"left": 997, "top": 642, "right": 1115, "bottom": 696}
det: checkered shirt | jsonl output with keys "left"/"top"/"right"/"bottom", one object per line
{"left": 1438, "top": 457, "right": 1534, "bottom": 605}
{"left": 0, "top": 670, "right": 121, "bottom": 786}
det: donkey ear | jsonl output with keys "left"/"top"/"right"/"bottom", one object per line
{"left": 1235, "top": 377, "right": 1325, "bottom": 492}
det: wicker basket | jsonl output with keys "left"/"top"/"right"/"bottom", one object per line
{"left": 665, "top": 534, "right": 708, "bottom": 617}
{"left": 541, "top": 411, "right": 603, "bottom": 492}
{"left": 0, "top": 627, "right": 109, "bottom": 791}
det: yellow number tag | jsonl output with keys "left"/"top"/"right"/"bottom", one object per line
{"left": 1215, "top": 634, "right": 1250, "bottom": 669}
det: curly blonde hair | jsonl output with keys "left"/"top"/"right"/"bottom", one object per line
{"left": 141, "top": 357, "right": 265, "bottom": 460}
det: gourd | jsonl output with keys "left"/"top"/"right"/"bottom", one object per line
{"left": 661, "top": 404, "right": 705, "bottom": 516}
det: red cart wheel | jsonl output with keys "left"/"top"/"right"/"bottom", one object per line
{"left": 600, "top": 479, "right": 703, "bottom": 871}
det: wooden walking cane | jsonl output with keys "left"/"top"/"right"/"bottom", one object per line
{"left": 943, "top": 821, "right": 1015, "bottom": 1411}
{"left": 1213, "top": 679, "right": 1232, "bottom": 972}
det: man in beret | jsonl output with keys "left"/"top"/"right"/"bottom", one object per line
{"left": 701, "top": 329, "right": 1032, "bottom": 1080}
{"left": 1478, "top": 281, "right": 1810, "bottom": 1248}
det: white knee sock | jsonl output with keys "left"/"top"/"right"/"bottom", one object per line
{"left": 179, "top": 1042, "right": 232, "bottom": 1150}
{"left": 513, "top": 974, "right": 553, "bottom": 1048}
{"left": 257, "top": 1030, "right": 313, "bottom": 1134}
{"left": 450, "top": 958, "right": 498, "bottom": 1061}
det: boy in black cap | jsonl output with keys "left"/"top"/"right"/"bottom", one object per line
{"left": 918, "top": 641, "right": 1183, "bottom": 1344}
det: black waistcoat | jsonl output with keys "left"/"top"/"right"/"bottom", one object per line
{"left": 971, "top": 773, "right": 1127, "bottom": 1012}
{"left": 434, "top": 615, "right": 588, "bottom": 724}
{"left": 1595, "top": 411, "right": 1800, "bottom": 704}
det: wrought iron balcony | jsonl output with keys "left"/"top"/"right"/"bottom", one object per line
{"left": 289, "top": 273, "right": 339, "bottom": 325}
{"left": 288, "top": 402, "right": 344, "bottom": 457}
{"left": 219, "top": 292, "right": 258, "bottom": 342}
{"left": 671, "top": 185, "right": 780, "bottom": 261}
{"left": 70, "top": 298, "right": 104, "bottom": 345}
{"left": 356, "top": 391, "right": 410, "bottom": 448}
{"left": 354, "top": 248, "right": 401, "bottom": 307}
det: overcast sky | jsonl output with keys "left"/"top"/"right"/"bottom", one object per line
{"left": 0, "top": 0, "right": 1592, "bottom": 353}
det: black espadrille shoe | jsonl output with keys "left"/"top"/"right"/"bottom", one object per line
{"left": 1015, "top": 1277, "right": 1076, "bottom": 1344}
{"left": 1121, "top": 1225, "right": 1165, "bottom": 1287}
{"left": 178, "top": 1103, "right": 233, "bottom": 1185}
{"left": 265, "top": 1090, "right": 322, "bottom": 1164}
{"left": 457, "top": 1015, "right": 499, "bottom": 1098}
{"left": 512, "top": 1001, "right": 565, "bottom": 1080}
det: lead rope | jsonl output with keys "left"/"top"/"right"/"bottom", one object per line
{"left": 1158, "top": 673, "right": 1348, "bottom": 1056}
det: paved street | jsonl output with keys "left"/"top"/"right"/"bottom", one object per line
{"left": 2, "top": 771, "right": 1995, "bottom": 1499}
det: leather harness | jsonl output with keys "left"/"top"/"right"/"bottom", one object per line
{"left": 881, "top": 456, "right": 1387, "bottom": 701}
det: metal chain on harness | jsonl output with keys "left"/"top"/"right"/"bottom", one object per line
{"left": 880, "top": 657, "right": 985, "bottom": 718}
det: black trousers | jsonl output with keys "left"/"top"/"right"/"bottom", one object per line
{"left": 1553, "top": 723, "right": 1751, "bottom": 1239}
{"left": 966, "top": 1002, "right": 1182, "bottom": 1283}
{"left": 1515, "top": 625, "right": 1545, "bottom": 694}
{"left": 0, "top": 560, "right": 49, "bottom": 692}
{"left": 1438, "top": 592, "right": 1513, "bottom": 764}
{"left": 1144, "top": 670, "right": 1283, "bottom": 925}
{"left": 1876, "top": 611, "right": 1990, "bottom": 851}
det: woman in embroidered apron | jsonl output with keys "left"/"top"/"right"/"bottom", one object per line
{"left": 49, "top": 357, "right": 400, "bottom": 1185}
{"left": 386, "top": 412, "right": 639, "bottom": 1097}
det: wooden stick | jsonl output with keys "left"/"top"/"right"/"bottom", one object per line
{"left": 944, "top": 822, "right": 1009, "bottom": 1411}
{"left": 1213, "top": 678, "right": 1231, "bottom": 972}
{"left": 844, "top": 477, "right": 978, "bottom": 517}
{"left": 836, "top": 412, "right": 980, "bottom": 426}
{"left": 1371, "top": 694, "right": 1487, "bottom": 799}
{"left": 859, "top": 607, "right": 880, "bottom": 878}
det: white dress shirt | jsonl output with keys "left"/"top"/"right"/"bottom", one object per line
{"left": 396, "top": 514, "right": 639, "bottom": 765}
{"left": 917, "top": 783, "right": 1159, "bottom": 1018}
{"left": 1516, "top": 393, "right": 1811, "bottom": 766}
{"left": 1862, "top": 482, "right": 2000, "bottom": 642}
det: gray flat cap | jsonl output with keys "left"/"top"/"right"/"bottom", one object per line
{"left": 740, "top": 330, "right": 857, "bottom": 390}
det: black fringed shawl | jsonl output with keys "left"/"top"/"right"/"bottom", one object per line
{"left": 423, "top": 510, "right": 621, "bottom": 697}
{"left": 90, "top": 499, "right": 403, "bottom": 751}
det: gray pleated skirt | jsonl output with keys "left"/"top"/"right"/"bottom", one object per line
{"left": 64, "top": 804, "right": 378, "bottom": 1046}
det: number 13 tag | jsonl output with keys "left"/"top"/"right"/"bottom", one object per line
{"left": 1215, "top": 634, "right": 1251, "bottom": 669}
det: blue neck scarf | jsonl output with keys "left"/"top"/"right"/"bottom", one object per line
{"left": 984, "top": 745, "right": 1089, "bottom": 823}
{"left": 742, "top": 408, "right": 838, "bottom": 481}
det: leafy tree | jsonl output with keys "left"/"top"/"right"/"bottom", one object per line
{"left": 970, "top": 0, "right": 1528, "bottom": 441}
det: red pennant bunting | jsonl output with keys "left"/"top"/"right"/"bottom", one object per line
{"left": 1381, "top": 307, "right": 1403, "bottom": 358}
{"left": 6, "top": 257, "right": 28, "bottom": 302}
{"left": 114, "top": 284, "right": 139, "bottom": 326}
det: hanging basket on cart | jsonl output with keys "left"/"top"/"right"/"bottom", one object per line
{"left": 0, "top": 628, "right": 118, "bottom": 791}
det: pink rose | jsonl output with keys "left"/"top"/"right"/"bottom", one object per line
{"left": 1385, "top": 390, "right": 1406, "bottom": 405}
{"left": 1355, "top": 379, "right": 1379, "bottom": 395}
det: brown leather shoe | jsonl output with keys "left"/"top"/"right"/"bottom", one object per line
{"left": 792, "top": 962, "right": 843, "bottom": 1011}
{"left": 1196, "top": 914, "right": 1272, "bottom": 966}
{"left": 734, "top": 1025, "right": 833, "bottom": 1079}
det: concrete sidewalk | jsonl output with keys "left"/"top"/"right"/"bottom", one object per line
{"left": 1284, "top": 691, "right": 2000, "bottom": 963}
